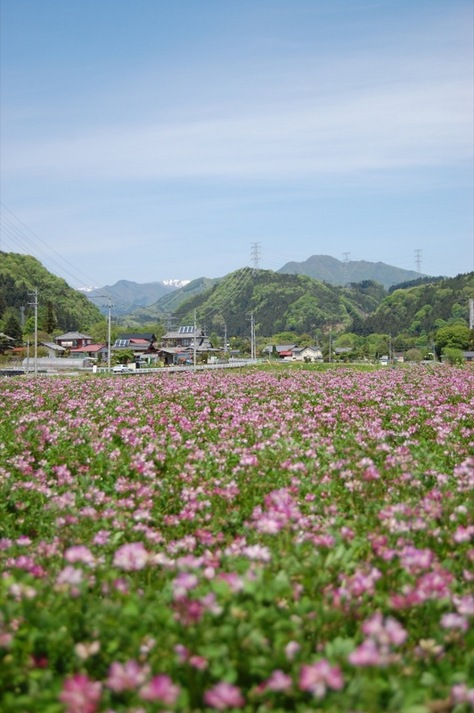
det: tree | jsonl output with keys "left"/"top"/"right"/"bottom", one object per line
{"left": 42, "top": 301, "right": 57, "bottom": 334}
{"left": 3, "top": 314, "right": 23, "bottom": 346}
{"left": 434, "top": 325, "right": 470, "bottom": 358}
{"left": 405, "top": 348, "right": 423, "bottom": 363}
{"left": 443, "top": 347, "right": 464, "bottom": 366}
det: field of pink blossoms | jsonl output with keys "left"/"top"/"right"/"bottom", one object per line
{"left": 0, "top": 365, "right": 473, "bottom": 713}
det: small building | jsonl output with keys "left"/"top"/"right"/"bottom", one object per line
{"left": 112, "top": 333, "right": 157, "bottom": 361}
{"left": 292, "top": 345, "right": 323, "bottom": 362}
{"left": 69, "top": 343, "right": 108, "bottom": 361}
{"left": 54, "top": 332, "right": 93, "bottom": 349}
{"left": 41, "top": 341, "right": 66, "bottom": 358}
{"left": 161, "top": 326, "right": 213, "bottom": 351}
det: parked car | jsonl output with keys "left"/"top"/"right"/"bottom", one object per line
{"left": 112, "top": 364, "right": 133, "bottom": 373}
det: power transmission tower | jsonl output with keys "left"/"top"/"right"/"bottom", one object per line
{"left": 342, "top": 252, "right": 351, "bottom": 286}
{"left": 251, "top": 242, "right": 261, "bottom": 272}
{"left": 414, "top": 249, "right": 422, "bottom": 273}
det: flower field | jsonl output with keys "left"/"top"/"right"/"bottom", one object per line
{"left": 0, "top": 365, "right": 473, "bottom": 712}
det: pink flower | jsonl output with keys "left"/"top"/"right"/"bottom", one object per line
{"left": 264, "top": 669, "right": 292, "bottom": 692}
{"left": 172, "top": 572, "right": 199, "bottom": 600}
{"left": 440, "top": 613, "right": 468, "bottom": 631}
{"left": 452, "top": 683, "right": 474, "bottom": 706}
{"left": 204, "top": 682, "right": 245, "bottom": 710}
{"left": 348, "top": 638, "right": 384, "bottom": 666}
{"left": 106, "top": 660, "right": 150, "bottom": 692}
{"left": 59, "top": 673, "right": 102, "bottom": 713}
{"left": 140, "top": 674, "right": 180, "bottom": 705}
{"left": 112, "top": 542, "right": 149, "bottom": 571}
{"left": 299, "top": 660, "right": 344, "bottom": 698}
{"left": 64, "top": 546, "right": 95, "bottom": 566}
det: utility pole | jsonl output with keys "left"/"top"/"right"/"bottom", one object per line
{"left": 28, "top": 288, "right": 38, "bottom": 376}
{"left": 223, "top": 322, "right": 228, "bottom": 354}
{"left": 250, "top": 312, "right": 256, "bottom": 360}
{"left": 107, "top": 297, "right": 112, "bottom": 373}
{"left": 89, "top": 295, "right": 113, "bottom": 372}
{"left": 328, "top": 329, "right": 332, "bottom": 363}
{"left": 193, "top": 309, "right": 197, "bottom": 370}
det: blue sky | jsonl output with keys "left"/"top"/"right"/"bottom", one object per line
{"left": 1, "top": 0, "right": 473, "bottom": 287}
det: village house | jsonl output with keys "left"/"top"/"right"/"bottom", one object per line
{"left": 159, "top": 326, "right": 214, "bottom": 365}
{"left": 54, "top": 332, "right": 93, "bottom": 349}
{"left": 291, "top": 345, "right": 323, "bottom": 362}
{"left": 111, "top": 333, "right": 158, "bottom": 364}
{"left": 69, "top": 343, "right": 108, "bottom": 361}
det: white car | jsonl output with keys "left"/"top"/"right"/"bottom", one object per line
{"left": 112, "top": 364, "right": 132, "bottom": 373}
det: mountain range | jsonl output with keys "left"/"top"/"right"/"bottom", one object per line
{"left": 89, "top": 255, "right": 426, "bottom": 316}
{"left": 278, "top": 254, "right": 423, "bottom": 289}
{"left": 3, "top": 251, "right": 471, "bottom": 342}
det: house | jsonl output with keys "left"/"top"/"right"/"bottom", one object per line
{"left": 161, "top": 326, "right": 213, "bottom": 350}
{"left": 159, "top": 326, "right": 214, "bottom": 365}
{"left": 54, "top": 332, "right": 93, "bottom": 349}
{"left": 112, "top": 333, "right": 157, "bottom": 360}
{"left": 69, "top": 343, "right": 108, "bottom": 361}
{"left": 263, "top": 344, "right": 298, "bottom": 358}
{"left": 292, "top": 345, "right": 323, "bottom": 362}
{"left": 41, "top": 341, "right": 66, "bottom": 358}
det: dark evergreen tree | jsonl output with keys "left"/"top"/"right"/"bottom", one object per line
{"left": 3, "top": 314, "right": 23, "bottom": 346}
{"left": 42, "top": 301, "right": 57, "bottom": 334}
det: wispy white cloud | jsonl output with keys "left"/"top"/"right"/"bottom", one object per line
{"left": 4, "top": 74, "right": 471, "bottom": 182}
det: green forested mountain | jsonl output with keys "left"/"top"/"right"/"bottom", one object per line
{"left": 278, "top": 254, "right": 426, "bottom": 288}
{"left": 0, "top": 252, "right": 103, "bottom": 333}
{"left": 352, "top": 272, "right": 474, "bottom": 336}
{"left": 2, "top": 251, "right": 471, "bottom": 345}
{"left": 167, "top": 268, "right": 383, "bottom": 337}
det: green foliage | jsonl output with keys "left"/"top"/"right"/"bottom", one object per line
{"left": 443, "top": 347, "right": 464, "bottom": 365}
{"left": 354, "top": 273, "right": 474, "bottom": 337}
{"left": 0, "top": 252, "right": 102, "bottom": 332}
{"left": 170, "top": 269, "right": 372, "bottom": 337}
{"left": 435, "top": 324, "right": 471, "bottom": 357}
{"left": 3, "top": 314, "right": 23, "bottom": 345}
{"left": 405, "top": 348, "right": 423, "bottom": 362}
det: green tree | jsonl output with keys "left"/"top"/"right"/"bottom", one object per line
{"left": 434, "top": 324, "right": 470, "bottom": 358}
{"left": 443, "top": 347, "right": 464, "bottom": 365}
{"left": 405, "top": 348, "right": 423, "bottom": 362}
{"left": 42, "top": 301, "right": 57, "bottom": 334}
{"left": 3, "top": 314, "right": 23, "bottom": 346}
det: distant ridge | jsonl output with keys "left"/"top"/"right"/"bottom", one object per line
{"left": 86, "top": 280, "right": 181, "bottom": 315}
{"left": 278, "top": 254, "right": 427, "bottom": 289}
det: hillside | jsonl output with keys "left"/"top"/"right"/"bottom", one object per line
{"left": 130, "top": 277, "right": 221, "bottom": 322}
{"left": 278, "top": 254, "right": 426, "bottom": 289}
{"left": 0, "top": 252, "right": 103, "bottom": 332}
{"left": 169, "top": 268, "right": 383, "bottom": 337}
{"left": 352, "top": 272, "right": 474, "bottom": 336}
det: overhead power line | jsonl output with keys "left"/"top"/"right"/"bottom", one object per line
{"left": 0, "top": 203, "right": 132, "bottom": 312}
